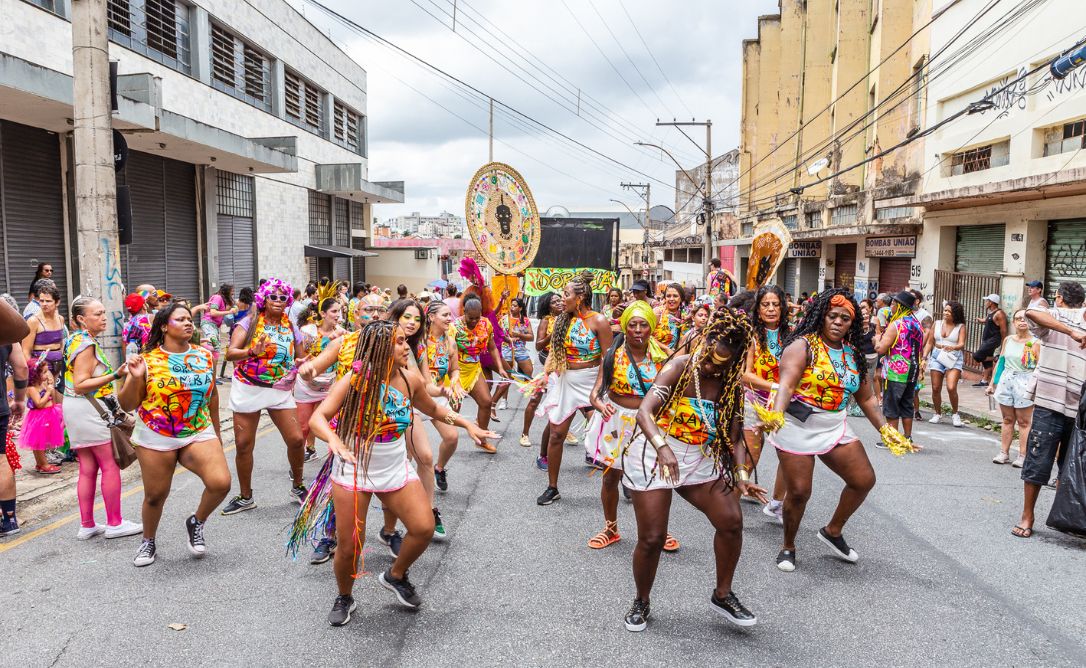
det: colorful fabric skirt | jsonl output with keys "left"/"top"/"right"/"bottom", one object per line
{"left": 622, "top": 433, "right": 719, "bottom": 491}
{"left": 584, "top": 403, "right": 639, "bottom": 470}
{"left": 769, "top": 406, "right": 858, "bottom": 456}
{"left": 18, "top": 405, "right": 65, "bottom": 450}
{"left": 537, "top": 367, "right": 597, "bottom": 425}
{"left": 330, "top": 435, "right": 419, "bottom": 493}
{"left": 459, "top": 359, "right": 483, "bottom": 393}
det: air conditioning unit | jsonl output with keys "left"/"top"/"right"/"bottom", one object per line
{"left": 414, "top": 249, "right": 429, "bottom": 260}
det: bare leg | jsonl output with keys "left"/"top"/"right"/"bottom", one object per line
{"left": 468, "top": 379, "right": 495, "bottom": 448}
{"left": 378, "top": 480, "right": 437, "bottom": 579}
{"left": 523, "top": 390, "right": 543, "bottom": 437}
{"left": 677, "top": 479, "right": 744, "bottom": 598}
{"left": 929, "top": 370, "right": 944, "bottom": 416}
{"left": 231, "top": 411, "right": 260, "bottom": 498}
{"left": 1015, "top": 406, "right": 1034, "bottom": 460}
{"left": 630, "top": 488, "right": 672, "bottom": 601}
{"left": 998, "top": 404, "right": 1016, "bottom": 456}
{"left": 177, "top": 438, "right": 232, "bottom": 521}
{"left": 777, "top": 451, "right": 816, "bottom": 550}
{"left": 546, "top": 411, "right": 578, "bottom": 488}
{"left": 818, "top": 441, "right": 877, "bottom": 537}
{"left": 406, "top": 425, "right": 435, "bottom": 505}
{"left": 269, "top": 408, "right": 305, "bottom": 488}
{"left": 134, "top": 447, "right": 179, "bottom": 539}
{"left": 944, "top": 369, "right": 961, "bottom": 414}
{"left": 331, "top": 484, "right": 372, "bottom": 596}
{"left": 600, "top": 467, "right": 623, "bottom": 527}
{"left": 433, "top": 420, "right": 459, "bottom": 471}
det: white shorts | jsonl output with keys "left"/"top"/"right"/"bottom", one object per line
{"left": 416, "top": 395, "right": 448, "bottom": 423}
{"left": 622, "top": 433, "right": 720, "bottom": 491}
{"left": 769, "top": 406, "right": 858, "bottom": 456}
{"left": 584, "top": 403, "right": 639, "bottom": 470}
{"left": 229, "top": 382, "right": 296, "bottom": 414}
{"left": 133, "top": 422, "right": 217, "bottom": 452}
{"left": 329, "top": 435, "right": 419, "bottom": 493}
{"left": 62, "top": 395, "right": 112, "bottom": 449}
{"left": 293, "top": 375, "right": 334, "bottom": 404}
{"left": 537, "top": 367, "right": 597, "bottom": 425}
{"left": 993, "top": 371, "right": 1035, "bottom": 409}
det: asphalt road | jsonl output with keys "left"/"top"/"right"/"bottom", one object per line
{"left": 2, "top": 390, "right": 1085, "bottom": 667}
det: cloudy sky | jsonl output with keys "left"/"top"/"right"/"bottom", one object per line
{"left": 292, "top": 0, "right": 778, "bottom": 221}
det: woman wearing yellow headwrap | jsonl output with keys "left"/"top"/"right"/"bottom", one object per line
{"left": 585, "top": 299, "right": 679, "bottom": 552}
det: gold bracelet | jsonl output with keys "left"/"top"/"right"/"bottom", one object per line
{"left": 442, "top": 410, "right": 460, "bottom": 426}
{"left": 649, "top": 433, "right": 666, "bottom": 451}
{"left": 735, "top": 468, "right": 751, "bottom": 483}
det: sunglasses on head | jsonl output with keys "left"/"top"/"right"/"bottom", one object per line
{"left": 266, "top": 294, "right": 289, "bottom": 303}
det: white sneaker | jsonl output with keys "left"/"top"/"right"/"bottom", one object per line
{"left": 496, "top": 399, "right": 508, "bottom": 411}
{"left": 104, "top": 519, "right": 143, "bottom": 539}
{"left": 762, "top": 501, "right": 783, "bottom": 525}
{"left": 928, "top": 414, "right": 941, "bottom": 424}
{"left": 951, "top": 413, "right": 963, "bottom": 428}
{"left": 992, "top": 452, "right": 1010, "bottom": 465}
{"left": 76, "top": 524, "right": 105, "bottom": 540}
{"left": 1011, "top": 456, "right": 1024, "bottom": 468}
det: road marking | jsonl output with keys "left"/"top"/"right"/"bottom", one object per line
{"left": 0, "top": 425, "right": 276, "bottom": 554}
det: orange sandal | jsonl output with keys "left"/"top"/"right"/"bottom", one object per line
{"left": 663, "top": 533, "right": 680, "bottom": 552}
{"left": 588, "top": 523, "right": 620, "bottom": 549}
{"left": 475, "top": 441, "right": 497, "bottom": 454}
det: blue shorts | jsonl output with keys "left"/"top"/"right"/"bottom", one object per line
{"left": 928, "top": 351, "right": 963, "bottom": 374}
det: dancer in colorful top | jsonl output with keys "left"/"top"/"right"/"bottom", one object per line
{"left": 585, "top": 301, "right": 671, "bottom": 550}
{"left": 604, "top": 287, "right": 624, "bottom": 334}
{"left": 521, "top": 293, "right": 561, "bottom": 455}
{"left": 453, "top": 296, "right": 510, "bottom": 453}
{"left": 766, "top": 289, "right": 906, "bottom": 573}
{"left": 294, "top": 283, "right": 346, "bottom": 462}
{"left": 117, "top": 302, "right": 231, "bottom": 566}
{"left": 741, "top": 285, "right": 791, "bottom": 518}
{"left": 494, "top": 297, "right": 534, "bottom": 411}
{"left": 426, "top": 300, "right": 465, "bottom": 496}
{"left": 200, "top": 284, "right": 236, "bottom": 370}
{"left": 673, "top": 300, "right": 711, "bottom": 355}
{"left": 537, "top": 271, "right": 613, "bottom": 506}
{"left": 21, "top": 281, "right": 67, "bottom": 382}
{"left": 63, "top": 297, "right": 142, "bottom": 540}
{"left": 652, "top": 283, "right": 685, "bottom": 349}
{"left": 123, "top": 289, "right": 155, "bottom": 357}
{"left": 298, "top": 320, "right": 496, "bottom": 627}
{"left": 625, "top": 309, "right": 766, "bottom": 632}
{"left": 223, "top": 278, "right": 307, "bottom": 514}
{"left": 874, "top": 291, "right": 924, "bottom": 445}
{"left": 17, "top": 360, "right": 64, "bottom": 474}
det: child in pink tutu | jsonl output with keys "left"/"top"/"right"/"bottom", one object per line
{"left": 19, "top": 360, "right": 64, "bottom": 474}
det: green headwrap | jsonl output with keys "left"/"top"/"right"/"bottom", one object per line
{"left": 621, "top": 300, "right": 669, "bottom": 363}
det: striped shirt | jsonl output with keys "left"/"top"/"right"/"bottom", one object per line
{"left": 1027, "top": 306, "right": 1086, "bottom": 418}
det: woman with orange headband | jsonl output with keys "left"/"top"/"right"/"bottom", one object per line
{"left": 761, "top": 289, "right": 911, "bottom": 573}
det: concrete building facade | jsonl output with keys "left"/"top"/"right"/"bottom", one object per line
{"left": 0, "top": 0, "right": 402, "bottom": 312}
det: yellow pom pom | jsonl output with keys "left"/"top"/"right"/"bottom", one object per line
{"left": 878, "top": 424, "right": 916, "bottom": 457}
{"left": 752, "top": 403, "right": 785, "bottom": 433}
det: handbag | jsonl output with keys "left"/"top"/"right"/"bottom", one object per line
{"left": 1046, "top": 379, "right": 1086, "bottom": 537}
{"left": 935, "top": 348, "right": 958, "bottom": 370}
{"left": 85, "top": 393, "right": 138, "bottom": 470}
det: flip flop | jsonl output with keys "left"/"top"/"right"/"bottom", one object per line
{"left": 1011, "top": 525, "right": 1033, "bottom": 538}
{"left": 663, "top": 533, "right": 681, "bottom": 553}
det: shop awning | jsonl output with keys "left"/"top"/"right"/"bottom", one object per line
{"left": 304, "top": 244, "right": 378, "bottom": 259}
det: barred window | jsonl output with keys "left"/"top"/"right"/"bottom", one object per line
{"left": 210, "top": 23, "right": 271, "bottom": 111}
{"left": 216, "top": 172, "right": 254, "bottom": 217}
{"left": 831, "top": 205, "right": 858, "bottom": 226}
{"left": 1043, "top": 120, "right": 1086, "bottom": 157}
{"left": 108, "top": 0, "right": 191, "bottom": 74}
{"left": 286, "top": 69, "right": 325, "bottom": 135}
{"left": 949, "top": 141, "right": 1009, "bottom": 176}
{"left": 309, "top": 191, "right": 331, "bottom": 245}
{"left": 334, "top": 198, "right": 349, "bottom": 247}
{"left": 333, "top": 100, "right": 363, "bottom": 154}
{"left": 781, "top": 214, "right": 798, "bottom": 230}
{"left": 805, "top": 211, "right": 821, "bottom": 229}
{"left": 22, "top": 0, "right": 63, "bottom": 16}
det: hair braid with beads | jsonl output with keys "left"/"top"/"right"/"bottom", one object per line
{"left": 546, "top": 270, "right": 595, "bottom": 375}
{"left": 334, "top": 319, "right": 399, "bottom": 475}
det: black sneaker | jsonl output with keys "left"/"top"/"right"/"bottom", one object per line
{"left": 311, "top": 537, "right": 337, "bottom": 565}
{"left": 776, "top": 549, "right": 796, "bottom": 572}
{"left": 133, "top": 538, "right": 156, "bottom": 567}
{"left": 379, "top": 569, "right": 422, "bottom": 609}
{"left": 624, "top": 598, "right": 650, "bottom": 632}
{"left": 289, "top": 484, "right": 308, "bottom": 506}
{"left": 434, "top": 467, "right": 448, "bottom": 492}
{"left": 378, "top": 528, "right": 403, "bottom": 558}
{"left": 0, "top": 515, "right": 20, "bottom": 537}
{"left": 622, "top": 485, "right": 632, "bottom": 501}
{"left": 328, "top": 594, "right": 356, "bottom": 627}
{"left": 432, "top": 508, "right": 447, "bottom": 541}
{"left": 536, "top": 486, "right": 561, "bottom": 506}
{"left": 185, "top": 514, "right": 206, "bottom": 557}
{"left": 303, "top": 449, "right": 319, "bottom": 463}
{"left": 220, "top": 495, "right": 256, "bottom": 515}
{"left": 817, "top": 527, "right": 859, "bottom": 562}
{"left": 874, "top": 441, "right": 889, "bottom": 450}
{"left": 710, "top": 591, "right": 757, "bottom": 627}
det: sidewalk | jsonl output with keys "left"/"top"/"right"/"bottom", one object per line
{"left": 10, "top": 380, "right": 262, "bottom": 526}
{"left": 916, "top": 371, "right": 1003, "bottom": 426}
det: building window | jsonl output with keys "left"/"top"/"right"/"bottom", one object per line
{"left": 949, "top": 141, "right": 1009, "bottom": 175}
{"left": 782, "top": 214, "right": 798, "bottom": 230}
{"left": 21, "top": 0, "right": 64, "bottom": 16}
{"left": 308, "top": 191, "right": 331, "bottom": 245}
{"left": 805, "top": 211, "right": 821, "bottom": 229}
{"left": 689, "top": 247, "right": 703, "bottom": 265}
{"left": 334, "top": 198, "right": 350, "bottom": 247}
{"left": 909, "top": 57, "right": 927, "bottom": 132}
{"left": 108, "top": 0, "right": 191, "bottom": 75}
{"left": 216, "top": 172, "right": 254, "bottom": 217}
{"left": 831, "top": 204, "right": 858, "bottom": 226}
{"left": 741, "top": 221, "right": 754, "bottom": 237}
{"left": 1043, "top": 120, "right": 1086, "bottom": 157}
{"left": 333, "top": 100, "right": 364, "bottom": 154}
{"left": 285, "top": 69, "right": 325, "bottom": 136}
{"left": 875, "top": 206, "right": 915, "bottom": 220}
{"left": 210, "top": 23, "right": 272, "bottom": 111}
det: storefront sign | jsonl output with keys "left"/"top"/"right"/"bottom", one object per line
{"left": 789, "top": 240, "right": 821, "bottom": 258}
{"left": 865, "top": 235, "right": 916, "bottom": 258}
{"left": 524, "top": 267, "right": 617, "bottom": 296}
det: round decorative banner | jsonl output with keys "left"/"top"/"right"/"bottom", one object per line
{"left": 464, "top": 162, "right": 540, "bottom": 274}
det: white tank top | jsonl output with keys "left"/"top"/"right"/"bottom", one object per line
{"left": 935, "top": 322, "right": 962, "bottom": 347}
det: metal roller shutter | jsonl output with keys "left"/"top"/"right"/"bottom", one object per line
{"left": 231, "top": 214, "right": 255, "bottom": 289}
{"left": 834, "top": 243, "right": 857, "bottom": 291}
{"left": 1045, "top": 220, "right": 1086, "bottom": 301}
{"left": 955, "top": 224, "right": 1005, "bottom": 274}
{"left": 778, "top": 258, "right": 796, "bottom": 296}
{"left": 0, "top": 121, "right": 66, "bottom": 308}
{"left": 217, "top": 214, "right": 235, "bottom": 286}
{"left": 350, "top": 201, "right": 364, "bottom": 283}
{"left": 163, "top": 159, "right": 199, "bottom": 301}
{"left": 879, "top": 257, "right": 911, "bottom": 295}
{"left": 216, "top": 172, "right": 256, "bottom": 290}
{"left": 123, "top": 152, "right": 168, "bottom": 291}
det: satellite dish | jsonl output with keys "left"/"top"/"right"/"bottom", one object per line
{"left": 544, "top": 205, "right": 570, "bottom": 218}
{"left": 807, "top": 157, "right": 830, "bottom": 176}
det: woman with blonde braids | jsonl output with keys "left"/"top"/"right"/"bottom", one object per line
{"left": 294, "top": 283, "right": 346, "bottom": 462}
{"left": 305, "top": 320, "right": 496, "bottom": 627}
{"left": 766, "top": 289, "right": 902, "bottom": 573}
{"left": 425, "top": 300, "right": 465, "bottom": 493}
{"left": 536, "top": 271, "right": 613, "bottom": 506}
{"left": 625, "top": 308, "right": 767, "bottom": 632}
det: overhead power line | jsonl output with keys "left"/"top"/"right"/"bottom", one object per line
{"left": 616, "top": 0, "right": 695, "bottom": 118}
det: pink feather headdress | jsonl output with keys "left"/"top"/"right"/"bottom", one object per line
{"left": 458, "top": 257, "right": 485, "bottom": 287}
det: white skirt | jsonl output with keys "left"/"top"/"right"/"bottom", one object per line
{"left": 229, "top": 381, "right": 296, "bottom": 414}
{"left": 742, "top": 389, "right": 771, "bottom": 433}
{"left": 133, "top": 422, "right": 217, "bottom": 452}
{"left": 62, "top": 395, "right": 112, "bottom": 449}
{"left": 769, "top": 405, "right": 858, "bottom": 456}
{"left": 293, "top": 374, "right": 334, "bottom": 404}
{"left": 329, "top": 435, "right": 419, "bottom": 493}
{"left": 622, "top": 433, "right": 719, "bottom": 491}
{"left": 537, "top": 366, "right": 597, "bottom": 425}
{"left": 584, "top": 403, "right": 639, "bottom": 470}
{"left": 416, "top": 395, "right": 448, "bottom": 423}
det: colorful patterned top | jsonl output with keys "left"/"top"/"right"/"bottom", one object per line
{"left": 299, "top": 324, "right": 340, "bottom": 392}
{"left": 794, "top": 334, "right": 860, "bottom": 411}
{"left": 884, "top": 314, "right": 923, "bottom": 383}
{"left": 423, "top": 334, "right": 452, "bottom": 385}
{"left": 63, "top": 330, "right": 114, "bottom": 398}
{"left": 500, "top": 314, "right": 531, "bottom": 359}
{"left": 563, "top": 312, "right": 601, "bottom": 363}
{"left": 124, "top": 313, "right": 152, "bottom": 349}
{"left": 337, "top": 330, "right": 360, "bottom": 380}
{"left": 453, "top": 316, "right": 493, "bottom": 366}
{"left": 610, "top": 346, "right": 660, "bottom": 398}
{"left": 372, "top": 383, "right": 412, "bottom": 443}
{"left": 657, "top": 396, "right": 717, "bottom": 446}
{"left": 233, "top": 314, "right": 299, "bottom": 389}
{"left": 653, "top": 310, "right": 682, "bottom": 348}
{"left": 138, "top": 346, "right": 214, "bottom": 438}
{"left": 750, "top": 328, "right": 783, "bottom": 400}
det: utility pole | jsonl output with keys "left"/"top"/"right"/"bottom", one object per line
{"left": 657, "top": 120, "right": 713, "bottom": 282}
{"left": 72, "top": 0, "right": 125, "bottom": 361}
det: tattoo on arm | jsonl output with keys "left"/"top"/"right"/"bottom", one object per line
{"left": 650, "top": 384, "right": 671, "bottom": 403}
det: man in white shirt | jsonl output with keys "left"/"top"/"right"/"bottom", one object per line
{"left": 1025, "top": 280, "right": 1050, "bottom": 310}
